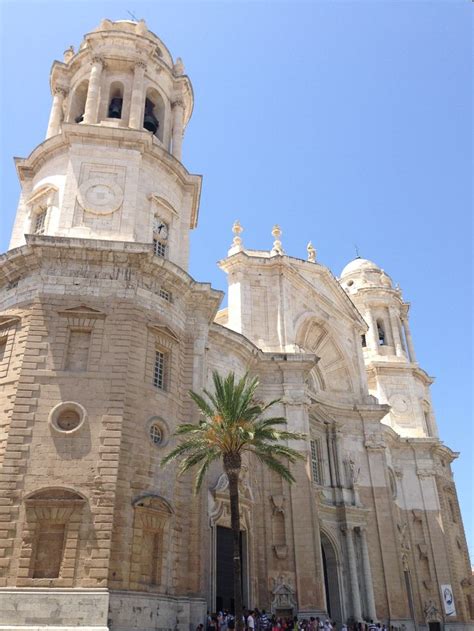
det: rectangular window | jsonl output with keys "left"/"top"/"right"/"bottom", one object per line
{"left": 153, "top": 350, "right": 166, "bottom": 389}
{"left": 33, "top": 523, "right": 66, "bottom": 578}
{"left": 34, "top": 209, "right": 47, "bottom": 234}
{"left": 65, "top": 329, "right": 91, "bottom": 371}
{"left": 159, "top": 288, "right": 171, "bottom": 302}
{"left": 153, "top": 239, "right": 166, "bottom": 258}
{"left": 310, "top": 439, "right": 322, "bottom": 484}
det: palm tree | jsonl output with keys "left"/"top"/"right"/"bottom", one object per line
{"left": 161, "top": 370, "right": 306, "bottom": 630}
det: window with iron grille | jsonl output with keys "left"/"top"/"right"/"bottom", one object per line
{"left": 34, "top": 209, "right": 47, "bottom": 234}
{"left": 310, "top": 439, "right": 322, "bottom": 485}
{"left": 159, "top": 288, "right": 171, "bottom": 302}
{"left": 149, "top": 423, "right": 163, "bottom": 445}
{"left": 153, "top": 350, "right": 166, "bottom": 389}
{"left": 153, "top": 239, "right": 166, "bottom": 258}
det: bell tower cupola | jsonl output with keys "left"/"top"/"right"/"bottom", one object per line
{"left": 340, "top": 258, "right": 438, "bottom": 438}
{"left": 9, "top": 19, "right": 201, "bottom": 272}
{"left": 46, "top": 18, "right": 192, "bottom": 158}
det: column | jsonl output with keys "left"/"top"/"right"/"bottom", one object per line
{"left": 46, "top": 86, "right": 67, "bottom": 139}
{"left": 359, "top": 527, "right": 377, "bottom": 621}
{"left": 129, "top": 61, "right": 147, "bottom": 129}
{"left": 389, "top": 307, "right": 404, "bottom": 357}
{"left": 342, "top": 526, "right": 362, "bottom": 621}
{"left": 83, "top": 56, "right": 103, "bottom": 124}
{"left": 365, "top": 309, "right": 379, "bottom": 351}
{"left": 402, "top": 318, "right": 417, "bottom": 363}
{"left": 171, "top": 99, "right": 185, "bottom": 161}
{"left": 334, "top": 428, "right": 346, "bottom": 488}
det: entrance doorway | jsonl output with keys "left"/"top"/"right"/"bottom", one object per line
{"left": 428, "top": 623, "right": 441, "bottom": 631}
{"left": 216, "top": 526, "right": 247, "bottom": 612}
{"left": 321, "top": 532, "right": 343, "bottom": 624}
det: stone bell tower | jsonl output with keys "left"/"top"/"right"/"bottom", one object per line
{"left": 9, "top": 18, "right": 200, "bottom": 271}
{"left": 339, "top": 257, "right": 437, "bottom": 438}
{"left": 0, "top": 19, "right": 223, "bottom": 630}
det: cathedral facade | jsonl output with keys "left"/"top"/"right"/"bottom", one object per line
{"left": 0, "top": 19, "right": 472, "bottom": 631}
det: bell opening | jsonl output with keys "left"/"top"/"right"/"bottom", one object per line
{"left": 143, "top": 98, "right": 159, "bottom": 134}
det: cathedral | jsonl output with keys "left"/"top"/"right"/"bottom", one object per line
{"left": 0, "top": 19, "right": 472, "bottom": 631}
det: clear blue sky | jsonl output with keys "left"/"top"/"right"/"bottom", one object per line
{"left": 1, "top": 1, "right": 472, "bottom": 558}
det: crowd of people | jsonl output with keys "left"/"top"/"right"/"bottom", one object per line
{"left": 201, "top": 609, "right": 391, "bottom": 631}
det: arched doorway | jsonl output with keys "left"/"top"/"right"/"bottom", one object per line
{"left": 321, "top": 532, "right": 343, "bottom": 624}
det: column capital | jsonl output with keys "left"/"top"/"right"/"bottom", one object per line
{"left": 135, "top": 60, "right": 147, "bottom": 71}
{"left": 53, "top": 85, "right": 68, "bottom": 97}
{"left": 340, "top": 524, "right": 355, "bottom": 535}
{"left": 90, "top": 55, "right": 104, "bottom": 66}
{"left": 171, "top": 99, "right": 185, "bottom": 110}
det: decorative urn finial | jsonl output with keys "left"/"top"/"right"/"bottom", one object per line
{"left": 307, "top": 241, "right": 316, "bottom": 263}
{"left": 228, "top": 220, "right": 244, "bottom": 255}
{"left": 271, "top": 224, "right": 284, "bottom": 255}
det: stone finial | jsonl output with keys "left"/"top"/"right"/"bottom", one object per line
{"left": 63, "top": 46, "right": 75, "bottom": 63}
{"left": 228, "top": 220, "right": 244, "bottom": 255}
{"left": 173, "top": 57, "right": 185, "bottom": 76}
{"left": 307, "top": 241, "right": 316, "bottom": 263}
{"left": 271, "top": 224, "right": 284, "bottom": 256}
{"left": 99, "top": 19, "right": 112, "bottom": 30}
{"left": 136, "top": 19, "right": 148, "bottom": 35}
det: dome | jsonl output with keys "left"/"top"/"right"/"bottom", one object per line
{"left": 340, "top": 257, "right": 382, "bottom": 278}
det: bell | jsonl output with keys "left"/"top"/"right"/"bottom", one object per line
{"left": 108, "top": 97, "right": 122, "bottom": 119}
{"left": 143, "top": 98, "right": 159, "bottom": 134}
{"left": 75, "top": 113, "right": 84, "bottom": 123}
{"left": 143, "top": 112, "right": 159, "bottom": 134}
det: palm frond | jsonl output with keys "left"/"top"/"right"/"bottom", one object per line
{"left": 253, "top": 451, "right": 296, "bottom": 483}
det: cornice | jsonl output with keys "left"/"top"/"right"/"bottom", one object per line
{"left": 0, "top": 237, "right": 223, "bottom": 321}
{"left": 366, "top": 361, "right": 434, "bottom": 385}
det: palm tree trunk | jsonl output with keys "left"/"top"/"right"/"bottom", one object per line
{"left": 224, "top": 455, "right": 244, "bottom": 631}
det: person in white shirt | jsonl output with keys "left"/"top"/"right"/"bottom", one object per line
{"left": 247, "top": 612, "right": 255, "bottom": 631}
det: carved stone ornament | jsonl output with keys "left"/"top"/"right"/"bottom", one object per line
{"left": 271, "top": 575, "right": 297, "bottom": 613}
{"left": 346, "top": 455, "right": 361, "bottom": 486}
{"left": 424, "top": 600, "right": 442, "bottom": 623}
{"left": 365, "top": 433, "right": 386, "bottom": 450}
{"left": 77, "top": 179, "right": 123, "bottom": 215}
{"left": 273, "top": 544, "right": 288, "bottom": 559}
{"left": 271, "top": 494, "right": 285, "bottom": 514}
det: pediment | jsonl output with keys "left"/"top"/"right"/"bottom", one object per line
{"left": 147, "top": 324, "right": 180, "bottom": 343}
{"left": 0, "top": 315, "right": 21, "bottom": 330}
{"left": 288, "top": 261, "right": 366, "bottom": 329}
{"left": 133, "top": 494, "right": 173, "bottom": 515}
{"left": 148, "top": 193, "right": 179, "bottom": 216}
{"left": 26, "top": 183, "right": 58, "bottom": 205}
{"left": 58, "top": 305, "right": 106, "bottom": 319}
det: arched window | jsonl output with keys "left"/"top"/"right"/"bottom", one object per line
{"left": 68, "top": 80, "right": 89, "bottom": 123}
{"left": 107, "top": 81, "right": 124, "bottom": 119}
{"left": 376, "top": 319, "right": 386, "bottom": 345}
{"left": 144, "top": 88, "right": 165, "bottom": 140}
{"left": 22, "top": 488, "right": 86, "bottom": 585}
